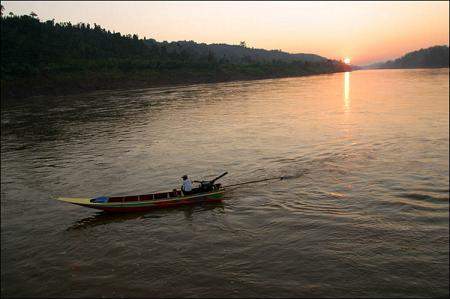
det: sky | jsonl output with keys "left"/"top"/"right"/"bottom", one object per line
{"left": 2, "top": 1, "right": 449, "bottom": 65}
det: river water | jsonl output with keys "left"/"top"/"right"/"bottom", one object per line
{"left": 1, "top": 69, "right": 449, "bottom": 297}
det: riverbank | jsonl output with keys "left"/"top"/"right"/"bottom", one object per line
{"left": 1, "top": 67, "right": 350, "bottom": 101}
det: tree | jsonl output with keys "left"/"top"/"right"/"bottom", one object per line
{"left": 207, "top": 50, "right": 217, "bottom": 64}
{"left": 1, "top": 4, "right": 4, "bottom": 17}
{"left": 239, "top": 41, "right": 247, "bottom": 48}
{"left": 30, "top": 11, "right": 38, "bottom": 18}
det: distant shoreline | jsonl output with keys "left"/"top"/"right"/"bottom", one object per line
{"left": 1, "top": 14, "right": 351, "bottom": 102}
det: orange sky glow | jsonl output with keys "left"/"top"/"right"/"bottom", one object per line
{"left": 2, "top": 1, "right": 449, "bottom": 65}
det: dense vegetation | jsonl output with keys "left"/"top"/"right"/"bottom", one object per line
{"left": 1, "top": 12, "right": 351, "bottom": 99}
{"left": 143, "top": 39, "right": 328, "bottom": 63}
{"left": 367, "top": 45, "right": 449, "bottom": 69}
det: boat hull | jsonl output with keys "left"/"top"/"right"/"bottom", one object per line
{"left": 57, "top": 189, "right": 225, "bottom": 213}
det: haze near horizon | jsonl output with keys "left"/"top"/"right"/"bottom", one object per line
{"left": 2, "top": 1, "right": 449, "bottom": 65}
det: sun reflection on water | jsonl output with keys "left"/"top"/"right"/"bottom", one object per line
{"left": 344, "top": 71, "right": 350, "bottom": 112}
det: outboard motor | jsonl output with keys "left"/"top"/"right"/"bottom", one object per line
{"left": 198, "top": 172, "right": 228, "bottom": 192}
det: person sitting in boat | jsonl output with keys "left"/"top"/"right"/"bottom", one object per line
{"left": 181, "top": 175, "right": 194, "bottom": 195}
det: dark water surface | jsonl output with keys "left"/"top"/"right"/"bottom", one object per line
{"left": 1, "top": 69, "right": 449, "bottom": 298}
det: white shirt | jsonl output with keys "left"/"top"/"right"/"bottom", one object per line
{"left": 182, "top": 179, "right": 193, "bottom": 192}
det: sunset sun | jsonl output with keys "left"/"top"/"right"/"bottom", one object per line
{"left": 344, "top": 57, "right": 351, "bottom": 64}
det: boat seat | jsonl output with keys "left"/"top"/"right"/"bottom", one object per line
{"left": 124, "top": 196, "right": 138, "bottom": 202}
{"left": 154, "top": 193, "right": 168, "bottom": 200}
{"left": 140, "top": 194, "right": 153, "bottom": 201}
{"left": 108, "top": 197, "right": 123, "bottom": 203}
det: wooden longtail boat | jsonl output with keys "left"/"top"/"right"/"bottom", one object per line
{"left": 57, "top": 185, "right": 225, "bottom": 213}
{"left": 56, "top": 172, "right": 228, "bottom": 213}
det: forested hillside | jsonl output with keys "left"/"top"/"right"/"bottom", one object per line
{"left": 143, "top": 39, "right": 327, "bottom": 63}
{"left": 1, "top": 13, "right": 351, "bottom": 99}
{"left": 366, "top": 45, "right": 449, "bottom": 69}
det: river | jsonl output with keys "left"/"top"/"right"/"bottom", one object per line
{"left": 1, "top": 69, "right": 449, "bottom": 297}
